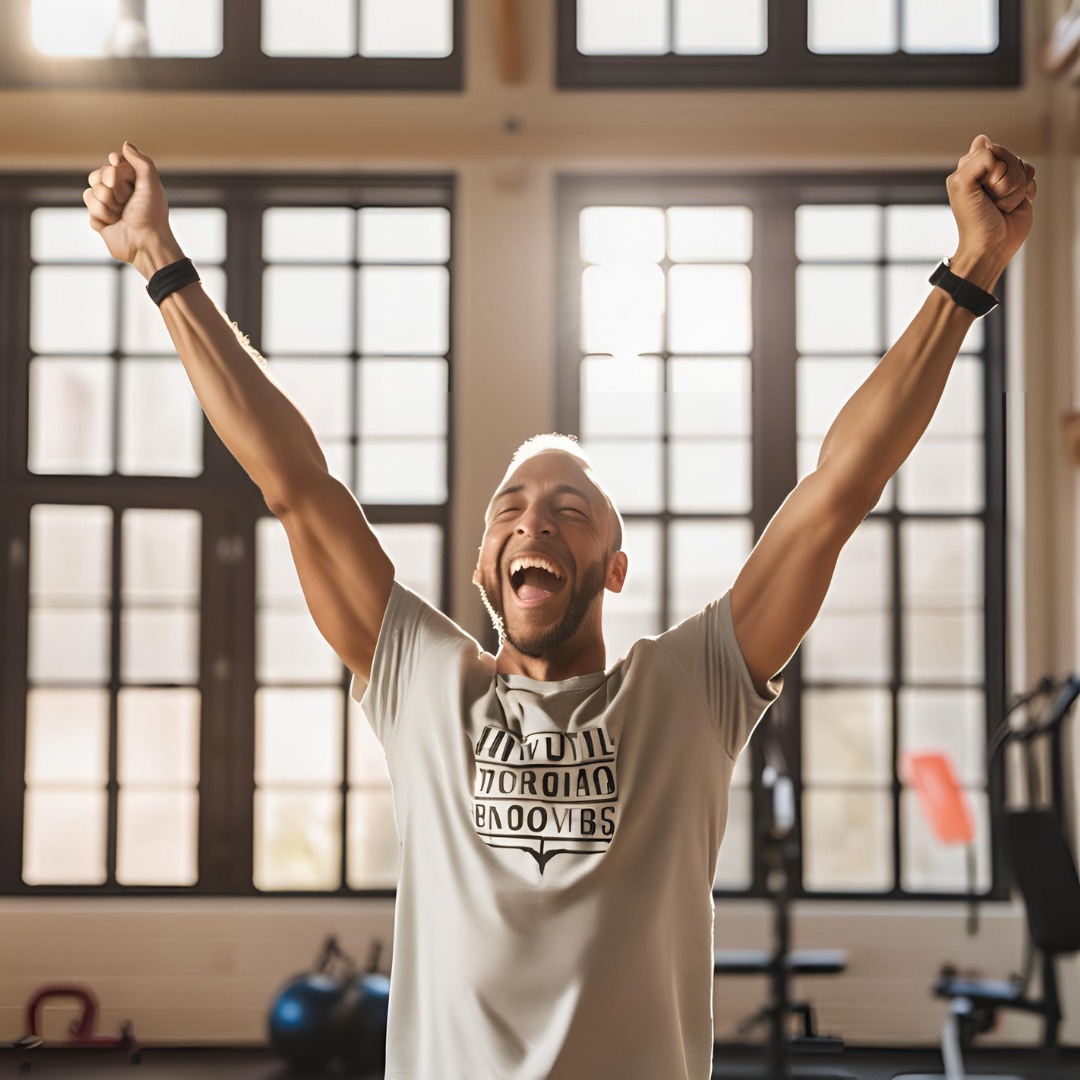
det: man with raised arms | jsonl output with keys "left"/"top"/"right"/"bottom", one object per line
{"left": 83, "top": 136, "right": 1035, "bottom": 1079}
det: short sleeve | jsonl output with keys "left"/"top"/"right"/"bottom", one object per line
{"left": 651, "top": 588, "right": 783, "bottom": 761}
{"left": 348, "top": 579, "right": 473, "bottom": 751}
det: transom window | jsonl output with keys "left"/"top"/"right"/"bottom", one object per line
{"left": 559, "top": 0, "right": 1020, "bottom": 88}
{"left": 557, "top": 174, "right": 1007, "bottom": 901}
{"left": 0, "top": 0, "right": 462, "bottom": 89}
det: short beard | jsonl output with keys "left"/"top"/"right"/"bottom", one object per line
{"left": 474, "top": 557, "right": 607, "bottom": 660}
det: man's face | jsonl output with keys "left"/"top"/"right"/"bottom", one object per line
{"left": 471, "top": 452, "right": 625, "bottom": 660}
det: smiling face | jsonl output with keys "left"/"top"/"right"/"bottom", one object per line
{"left": 472, "top": 450, "right": 626, "bottom": 663}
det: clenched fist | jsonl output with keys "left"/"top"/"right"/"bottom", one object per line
{"left": 946, "top": 134, "right": 1037, "bottom": 291}
{"left": 84, "top": 141, "right": 184, "bottom": 279}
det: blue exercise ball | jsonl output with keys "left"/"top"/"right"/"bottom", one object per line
{"left": 268, "top": 971, "right": 344, "bottom": 1073}
{"left": 336, "top": 971, "right": 390, "bottom": 1074}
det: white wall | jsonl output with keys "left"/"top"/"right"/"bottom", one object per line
{"left": 0, "top": 0, "right": 1076, "bottom": 1051}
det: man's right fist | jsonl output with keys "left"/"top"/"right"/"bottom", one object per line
{"left": 84, "top": 141, "right": 182, "bottom": 279}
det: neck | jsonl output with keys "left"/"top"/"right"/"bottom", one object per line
{"left": 494, "top": 636, "right": 607, "bottom": 681}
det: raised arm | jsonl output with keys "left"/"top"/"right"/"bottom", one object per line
{"left": 730, "top": 135, "right": 1037, "bottom": 696}
{"left": 84, "top": 142, "right": 393, "bottom": 680}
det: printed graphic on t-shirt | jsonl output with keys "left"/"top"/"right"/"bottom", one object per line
{"left": 472, "top": 724, "right": 619, "bottom": 873}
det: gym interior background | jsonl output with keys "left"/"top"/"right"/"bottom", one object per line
{"left": 0, "top": 0, "right": 1077, "bottom": 1075}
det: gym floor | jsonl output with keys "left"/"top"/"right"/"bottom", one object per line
{"left": 2, "top": 1045, "right": 1079, "bottom": 1079}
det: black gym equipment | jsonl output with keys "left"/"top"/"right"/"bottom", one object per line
{"left": 893, "top": 674, "right": 1080, "bottom": 1080}
{"left": 713, "top": 719, "right": 855, "bottom": 1080}
{"left": 267, "top": 934, "right": 390, "bottom": 1076}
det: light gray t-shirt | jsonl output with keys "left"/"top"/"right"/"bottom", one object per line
{"left": 349, "top": 580, "right": 783, "bottom": 1080}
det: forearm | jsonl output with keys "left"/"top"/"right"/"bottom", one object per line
{"left": 136, "top": 235, "right": 328, "bottom": 509}
{"left": 816, "top": 250, "right": 1003, "bottom": 511}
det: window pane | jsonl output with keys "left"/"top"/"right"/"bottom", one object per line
{"left": 118, "top": 688, "right": 201, "bottom": 785}
{"left": 603, "top": 520, "right": 662, "bottom": 661}
{"left": 31, "top": 0, "right": 123, "bottom": 56}
{"left": 122, "top": 509, "right": 201, "bottom": 602}
{"left": 885, "top": 205, "right": 957, "bottom": 261}
{"left": 797, "top": 266, "right": 880, "bottom": 353}
{"left": 801, "top": 611, "right": 890, "bottom": 682}
{"left": 31, "top": 207, "right": 112, "bottom": 262}
{"left": 258, "top": 610, "right": 344, "bottom": 683}
{"left": 901, "top": 520, "right": 983, "bottom": 609}
{"left": 26, "top": 689, "right": 109, "bottom": 784}
{"left": 32, "top": 267, "right": 117, "bottom": 353}
{"left": 121, "top": 608, "right": 200, "bottom": 683}
{"left": 803, "top": 688, "right": 892, "bottom": 785}
{"left": 580, "top": 207, "right": 666, "bottom": 265}
{"left": 667, "top": 207, "right": 753, "bottom": 262}
{"left": 668, "top": 265, "right": 752, "bottom": 354}
{"left": 117, "top": 791, "right": 199, "bottom": 885}
{"left": 264, "top": 268, "right": 354, "bottom": 354}
{"left": 257, "top": 516, "right": 306, "bottom": 606}
{"left": 359, "top": 267, "right": 449, "bottom": 354}
{"left": 580, "top": 354, "right": 664, "bottom": 439}
{"left": 674, "top": 0, "right": 765, "bottom": 55}
{"left": 903, "top": 610, "right": 983, "bottom": 682}
{"left": 359, "top": 208, "right": 450, "bottom": 263}
{"left": 119, "top": 360, "right": 204, "bottom": 476}
{"left": 145, "top": 0, "right": 222, "bottom": 57}
{"left": 369, "top": 523, "right": 443, "bottom": 607}
{"left": 714, "top": 787, "right": 752, "bottom": 888}
{"left": 669, "top": 357, "right": 751, "bottom": 438}
{"left": 669, "top": 520, "right": 753, "bottom": 623}
{"left": 928, "top": 358, "right": 982, "bottom": 436}
{"left": 254, "top": 789, "right": 341, "bottom": 890}
{"left": 361, "top": 0, "right": 453, "bottom": 58}
{"left": 28, "top": 610, "right": 112, "bottom": 683}
{"left": 358, "top": 438, "right": 447, "bottom": 504}
{"left": 359, "top": 358, "right": 449, "bottom": 437}
{"left": 580, "top": 439, "right": 663, "bottom": 513}
{"left": 30, "top": 504, "right": 112, "bottom": 604}
{"left": 581, "top": 265, "right": 666, "bottom": 355}
{"left": 903, "top": 0, "right": 998, "bottom": 54}
{"left": 346, "top": 790, "right": 400, "bottom": 888}
{"left": 803, "top": 790, "right": 893, "bottom": 891}
{"left": 808, "top": 0, "right": 897, "bottom": 54}
{"left": 23, "top": 789, "right": 108, "bottom": 885}
{"left": 896, "top": 437, "right": 983, "bottom": 512}
{"left": 796, "top": 205, "right": 882, "bottom": 261}
{"left": 669, "top": 439, "right": 751, "bottom": 513}
{"left": 899, "top": 688, "right": 986, "bottom": 786}
{"left": 169, "top": 209, "right": 227, "bottom": 264}
{"left": 578, "top": 0, "right": 668, "bottom": 55}
{"left": 797, "top": 357, "right": 876, "bottom": 438}
{"left": 267, "top": 358, "right": 353, "bottom": 440}
{"left": 264, "top": 209, "right": 354, "bottom": 262}
{"left": 257, "top": 688, "right": 343, "bottom": 784}
{"left": 262, "top": 0, "right": 355, "bottom": 57}
{"left": 902, "top": 789, "right": 990, "bottom": 892}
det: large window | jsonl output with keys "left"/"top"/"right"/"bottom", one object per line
{"left": 0, "top": 173, "right": 453, "bottom": 895}
{"left": 0, "top": 0, "right": 462, "bottom": 90}
{"left": 558, "top": 0, "right": 1020, "bottom": 88}
{"left": 557, "top": 174, "right": 1007, "bottom": 900}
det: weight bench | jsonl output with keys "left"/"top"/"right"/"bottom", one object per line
{"left": 714, "top": 948, "right": 848, "bottom": 1053}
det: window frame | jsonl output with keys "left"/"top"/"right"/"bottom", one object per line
{"left": 557, "top": 0, "right": 1021, "bottom": 90}
{"left": 0, "top": 171, "right": 455, "bottom": 897}
{"left": 0, "top": 0, "right": 464, "bottom": 91}
{"left": 556, "top": 171, "right": 1009, "bottom": 902}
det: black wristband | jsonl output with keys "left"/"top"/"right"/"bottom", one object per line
{"left": 928, "top": 257, "right": 999, "bottom": 318}
{"left": 146, "top": 257, "right": 200, "bottom": 306}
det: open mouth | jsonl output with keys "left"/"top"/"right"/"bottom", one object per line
{"left": 507, "top": 555, "right": 568, "bottom": 607}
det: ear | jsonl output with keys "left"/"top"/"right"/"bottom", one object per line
{"left": 605, "top": 550, "right": 628, "bottom": 594}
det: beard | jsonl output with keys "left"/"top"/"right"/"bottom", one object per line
{"left": 475, "top": 556, "right": 607, "bottom": 660}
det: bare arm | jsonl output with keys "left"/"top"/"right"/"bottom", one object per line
{"left": 85, "top": 142, "right": 393, "bottom": 679}
{"left": 731, "top": 136, "right": 1037, "bottom": 696}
